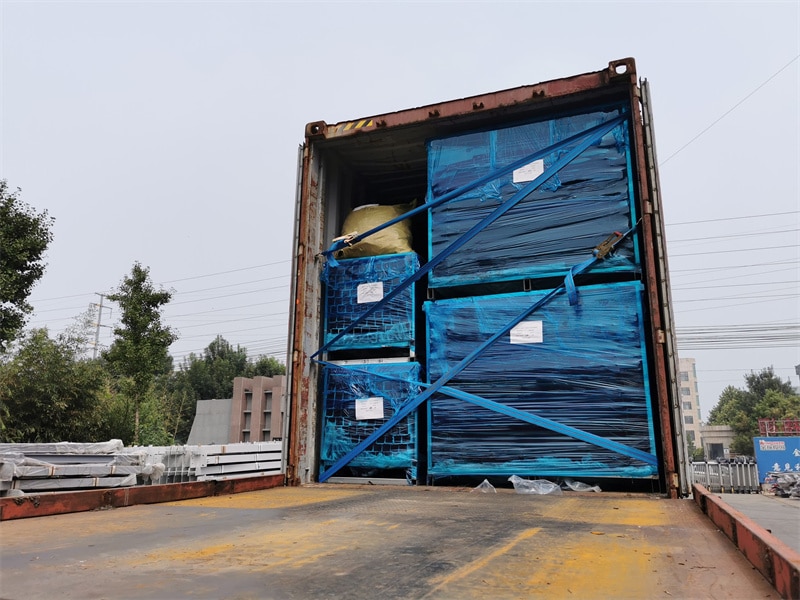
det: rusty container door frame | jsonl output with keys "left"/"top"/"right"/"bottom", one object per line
{"left": 640, "top": 78, "right": 689, "bottom": 496}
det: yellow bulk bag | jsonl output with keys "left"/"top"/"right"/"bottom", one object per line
{"left": 335, "top": 201, "right": 415, "bottom": 259}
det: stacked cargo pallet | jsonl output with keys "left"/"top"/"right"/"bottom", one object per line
{"left": 423, "top": 105, "right": 659, "bottom": 481}
{"left": 317, "top": 253, "right": 421, "bottom": 481}
{"left": 0, "top": 441, "right": 283, "bottom": 495}
{"left": 141, "top": 441, "right": 282, "bottom": 483}
{"left": 0, "top": 441, "right": 159, "bottom": 495}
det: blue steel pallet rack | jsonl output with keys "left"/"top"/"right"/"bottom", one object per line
{"left": 424, "top": 282, "right": 657, "bottom": 479}
{"left": 317, "top": 252, "right": 419, "bottom": 480}
{"left": 315, "top": 109, "right": 656, "bottom": 485}
{"left": 427, "top": 104, "right": 641, "bottom": 289}
{"left": 321, "top": 252, "right": 418, "bottom": 354}
{"left": 318, "top": 361, "right": 420, "bottom": 478}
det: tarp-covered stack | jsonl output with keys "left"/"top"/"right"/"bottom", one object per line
{"left": 424, "top": 283, "right": 657, "bottom": 478}
{"left": 318, "top": 207, "right": 421, "bottom": 481}
{"left": 319, "top": 362, "right": 419, "bottom": 478}
{"left": 0, "top": 440, "right": 163, "bottom": 496}
{"left": 0, "top": 441, "right": 283, "bottom": 495}
{"left": 423, "top": 105, "right": 659, "bottom": 481}
{"left": 427, "top": 107, "right": 639, "bottom": 287}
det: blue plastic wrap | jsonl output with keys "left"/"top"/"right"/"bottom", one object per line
{"left": 319, "top": 362, "right": 420, "bottom": 476}
{"left": 424, "top": 281, "right": 656, "bottom": 479}
{"left": 321, "top": 252, "right": 419, "bottom": 352}
{"left": 427, "top": 106, "right": 639, "bottom": 288}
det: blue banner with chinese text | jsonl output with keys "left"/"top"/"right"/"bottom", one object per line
{"left": 753, "top": 437, "right": 800, "bottom": 483}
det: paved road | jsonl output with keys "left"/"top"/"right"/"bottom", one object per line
{"left": 0, "top": 485, "right": 777, "bottom": 600}
{"left": 717, "top": 492, "right": 800, "bottom": 553}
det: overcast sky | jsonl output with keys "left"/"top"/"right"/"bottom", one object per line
{"left": 2, "top": 1, "right": 798, "bottom": 419}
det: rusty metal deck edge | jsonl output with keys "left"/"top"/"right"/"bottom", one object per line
{"left": 0, "top": 474, "right": 285, "bottom": 521}
{"left": 693, "top": 483, "right": 800, "bottom": 599}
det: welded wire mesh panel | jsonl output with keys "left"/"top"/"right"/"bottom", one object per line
{"left": 320, "top": 362, "right": 420, "bottom": 475}
{"left": 424, "top": 282, "right": 657, "bottom": 479}
{"left": 322, "top": 253, "right": 418, "bottom": 351}
{"left": 427, "top": 106, "right": 639, "bottom": 288}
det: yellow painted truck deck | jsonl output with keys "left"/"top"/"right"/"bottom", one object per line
{"left": 0, "top": 484, "right": 780, "bottom": 599}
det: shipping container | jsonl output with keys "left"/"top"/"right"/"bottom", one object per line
{"left": 287, "top": 58, "right": 688, "bottom": 497}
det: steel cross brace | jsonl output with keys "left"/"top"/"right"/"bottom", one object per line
{"left": 313, "top": 114, "right": 628, "bottom": 357}
{"left": 316, "top": 226, "right": 650, "bottom": 482}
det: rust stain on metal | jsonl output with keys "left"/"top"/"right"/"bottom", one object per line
{"left": 693, "top": 484, "right": 800, "bottom": 599}
{"left": 627, "top": 83, "right": 680, "bottom": 498}
{"left": 0, "top": 475, "right": 284, "bottom": 521}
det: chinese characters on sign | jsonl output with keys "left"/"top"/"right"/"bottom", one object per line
{"left": 753, "top": 437, "right": 800, "bottom": 483}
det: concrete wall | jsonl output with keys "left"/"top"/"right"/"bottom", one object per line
{"left": 187, "top": 398, "right": 233, "bottom": 445}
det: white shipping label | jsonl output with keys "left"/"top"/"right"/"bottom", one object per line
{"left": 510, "top": 321, "right": 544, "bottom": 345}
{"left": 512, "top": 159, "right": 545, "bottom": 183}
{"left": 357, "top": 281, "right": 384, "bottom": 304}
{"left": 356, "top": 397, "right": 385, "bottom": 420}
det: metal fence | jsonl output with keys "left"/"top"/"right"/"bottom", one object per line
{"left": 689, "top": 461, "right": 761, "bottom": 493}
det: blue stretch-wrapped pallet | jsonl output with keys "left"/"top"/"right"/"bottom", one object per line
{"left": 319, "top": 362, "right": 420, "bottom": 476}
{"left": 424, "top": 281, "right": 657, "bottom": 479}
{"left": 427, "top": 106, "right": 639, "bottom": 288}
{"left": 321, "top": 252, "right": 418, "bottom": 352}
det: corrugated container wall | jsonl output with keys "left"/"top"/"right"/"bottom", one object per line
{"left": 286, "top": 58, "right": 688, "bottom": 497}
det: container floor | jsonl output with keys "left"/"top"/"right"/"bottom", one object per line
{"left": 0, "top": 484, "right": 777, "bottom": 599}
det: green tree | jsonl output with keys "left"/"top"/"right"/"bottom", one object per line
{"left": 0, "top": 328, "right": 108, "bottom": 442}
{"left": 686, "top": 435, "right": 704, "bottom": 462}
{"left": 0, "top": 180, "right": 55, "bottom": 353}
{"left": 87, "top": 379, "right": 174, "bottom": 446}
{"left": 247, "top": 354, "right": 286, "bottom": 378}
{"left": 707, "top": 367, "right": 800, "bottom": 455}
{"left": 103, "top": 263, "right": 177, "bottom": 444}
{"left": 185, "top": 335, "right": 250, "bottom": 400}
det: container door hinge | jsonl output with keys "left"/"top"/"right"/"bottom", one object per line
{"left": 656, "top": 329, "right": 666, "bottom": 344}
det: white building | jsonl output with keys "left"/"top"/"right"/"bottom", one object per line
{"left": 678, "top": 357, "right": 703, "bottom": 456}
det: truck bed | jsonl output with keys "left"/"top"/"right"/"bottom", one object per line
{"left": 0, "top": 484, "right": 777, "bottom": 599}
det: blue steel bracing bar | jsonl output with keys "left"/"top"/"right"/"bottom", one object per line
{"left": 322, "top": 114, "right": 627, "bottom": 264}
{"left": 317, "top": 224, "right": 649, "bottom": 482}
{"left": 313, "top": 114, "right": 627, "bottom": 358}
{"left": 316, "top": 355, "right": 656, "bottom": 470}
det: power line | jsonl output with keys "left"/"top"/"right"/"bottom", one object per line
{"left": 676, "top": 323, "right": 799, "bottom": 349}
{"left": 159, "top": 259, "right": 291, "bottom": 285}
{"left": 667, "top": 211, "right": 799, "bottom": 228}
{"left": 670, "top": 244, "right": 798, "bottom": 257}
{"left": 673, "top": 280, "right": 798, "bottom": 291}
{"left": 671, "top": 266, "right": 798, "bottom": 287}
{"left": 168, "top": 285, "right": 289, "bottom": 306}
{"left": 660, "top": 54, "right": 800, "bottom": 166}
{"left": 175, "top": 274, "right": 290, "bottom": 296}
{"left": 675, "top": 289, "right": 797, "bottom": 303}
{"left": 167, "top": 300, "right": 289, "bottom": 319}
{"left": 670, "top": 259, "right": 798, "bottom": 274}
{"left": 669, "top": 228, "right": 799, "bottom": 244}
{"left": 675, "top": 294, "right": 797, "bottom": 314}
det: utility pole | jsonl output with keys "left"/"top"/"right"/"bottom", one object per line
{"left": 90, "top": 293, "right": 111, "bottom": 359}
